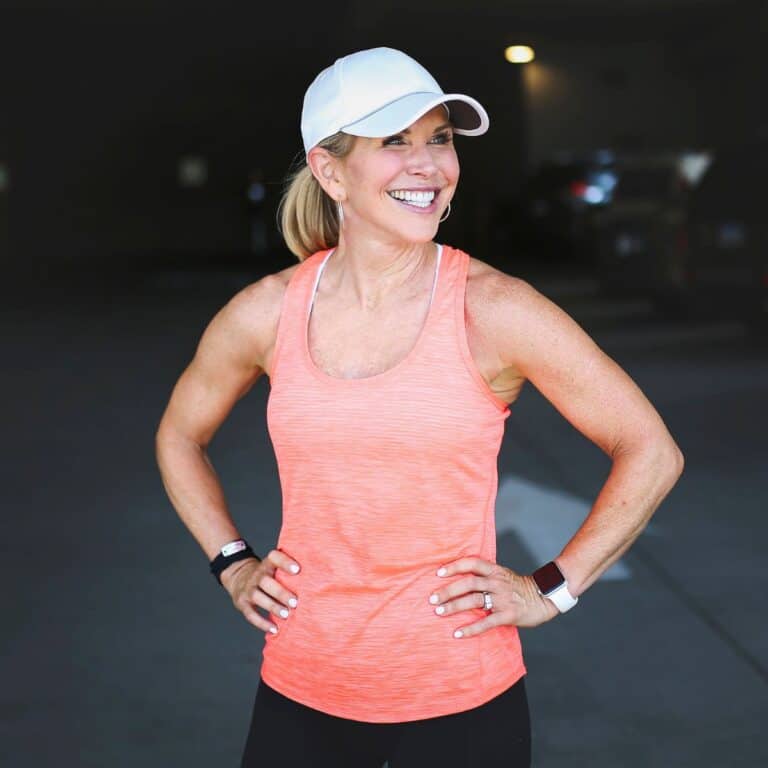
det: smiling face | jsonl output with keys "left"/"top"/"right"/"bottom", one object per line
{"left": 309, "top": 105, "right": 460, "bottom": 247}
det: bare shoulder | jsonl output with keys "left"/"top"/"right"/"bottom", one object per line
{"left": 464, "top": 255, "right": 555, "bottom": 377}
{"left": 465, "top": 255, "right": 538, "bottom": 310}
{"left": 467, "top": 252, "right": 621, "bottom": 381}
{"left": 228, "top": 262, "right": 299, "bottom": 330}
{"left": 201, "top": 262, "right": 300, "bottom": 373}
{"left": 465, "top": 254, "right": 677, "bottom": 458}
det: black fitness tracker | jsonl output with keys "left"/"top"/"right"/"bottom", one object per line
{"left": 210, "top": 539, "right": 260, "bottom": 586}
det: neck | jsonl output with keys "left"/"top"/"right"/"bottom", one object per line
{"left": 326, "top": 231, "right": 437, "bottom": 310}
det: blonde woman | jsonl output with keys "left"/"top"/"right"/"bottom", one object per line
{"left": 155, "top": 47, "right": 684, "bottom": 767}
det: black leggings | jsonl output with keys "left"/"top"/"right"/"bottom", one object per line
{"left": 240, "top": 676, "right": 531, "bottom": 767}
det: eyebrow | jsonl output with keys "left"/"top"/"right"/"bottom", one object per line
{"left": 393, "top": 122, "right": 454, "bottom": 135}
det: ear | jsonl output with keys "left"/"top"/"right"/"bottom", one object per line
{"left": 307, "top": 147, "right": 346, "bottom": 201}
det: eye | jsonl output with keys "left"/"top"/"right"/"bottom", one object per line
{"left": 430, "top": 131, "right": 453, "bottom": 144}
{"left": 382, "top": 131, "right": 453, "bottom": 147}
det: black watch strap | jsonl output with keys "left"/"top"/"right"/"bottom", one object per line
{"left": 210, "top": 542, "right": 260, "bottom": 586}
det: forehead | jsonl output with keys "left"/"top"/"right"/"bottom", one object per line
{"left": 397, "top": 104, "right": 452, "bottom": 134}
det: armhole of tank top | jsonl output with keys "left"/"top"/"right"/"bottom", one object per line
{"left": 453, "top": 251, "right": 511, "bottom": 413}
{"left": 266, "top": 266, "right": 300, "bottom": 387}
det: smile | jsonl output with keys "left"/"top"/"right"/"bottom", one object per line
{"left": 387, "top": 189, "right": 438, "bottom": 210}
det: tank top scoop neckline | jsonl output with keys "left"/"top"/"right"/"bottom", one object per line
{"left": 289, "top": 242, "right": 509, "bottom": 412}
{"left": 261, "top": 242, "right": 524, "bottom": 723}
{"left": 302, "top": 243, "right": 443, "bottom": 386}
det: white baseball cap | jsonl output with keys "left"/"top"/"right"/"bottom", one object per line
{"left": 300, "top": 47, "right": 490, "bottom": 155}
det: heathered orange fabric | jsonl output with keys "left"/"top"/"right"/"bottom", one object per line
{"left": 261, "top": 243, "right": 526, "bottom": 722}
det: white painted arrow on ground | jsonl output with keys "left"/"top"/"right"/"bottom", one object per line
{"left": 496, "top": 474, "right": 631, "bottom": 581}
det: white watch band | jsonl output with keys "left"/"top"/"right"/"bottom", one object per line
{"left": 545, "top": 582, "right": 579, "bottom": 613}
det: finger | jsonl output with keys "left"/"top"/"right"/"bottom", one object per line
{"left": 240, "top": 603, "right": 279, "bottom": 635}
{"left": 267, "top": 548, "right": 301, "bottom": 575}
{"left": 245, "top": 583, "right": 292, "bottom": 619}
{"left": 429, "top": 575, "right": 488, "bottom": 606}
{"left": 451, "top": 613, "right": 500, "bottom": 639}
{"left": 259, "top": 574, "right": 299, "bottom": 611}
{"left": 433, "top": 591, "right": 487, "bottom": 617}
{"left": 436, "top": 556, "right": 496, "bottom": 579}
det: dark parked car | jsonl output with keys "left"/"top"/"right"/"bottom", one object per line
{"left": 491, "top": 152, "right": 617, "bottom": 265}
{"left": 594, "top": 154, "right": 691, "bottom": 298}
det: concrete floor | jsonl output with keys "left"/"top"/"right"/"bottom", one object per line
{"left": 2, "top": 261, "right": 767, "bottom": 766}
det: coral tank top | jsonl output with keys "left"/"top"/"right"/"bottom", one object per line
{"left": 261, "top": 243, "right": 526, "bottom": 722}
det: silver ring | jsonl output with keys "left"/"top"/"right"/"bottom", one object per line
{"left": 482, "top": 591, "right": 493, "bottom": 611}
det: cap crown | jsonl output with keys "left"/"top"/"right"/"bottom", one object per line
{"left": 301, "top": 47, "right": 444, "bottom": 154}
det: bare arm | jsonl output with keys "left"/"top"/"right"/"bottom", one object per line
{"left": 486, "top": 273, "right": 683, "bottom": 594}
{"left": 154, "top": 272, "right": 298, "bottom": 601}
{"left": 156, "top": 281, "right": 267, "bottom": 556}
{"left": 431, "top": 270, "right": 684, "bottom": 637}
{"left": 487, "top": 273, "right": 685, "bottom": 595}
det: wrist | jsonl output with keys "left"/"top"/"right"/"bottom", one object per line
{"left": 531, "top": 560, "right": 579, "bottom": 614}
{"left": 552, "top": 553, "right": 583, "bottom": 597}
{"left": 210, "top": 538, "right": 261, "bottom": 587}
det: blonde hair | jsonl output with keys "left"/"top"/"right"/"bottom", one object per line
{"left": 278, "top": 132, "right": 357, "bottom": 261}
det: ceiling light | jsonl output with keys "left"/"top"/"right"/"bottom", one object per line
{"left": 505, "top": 46, "right": 535, "bottom": 64}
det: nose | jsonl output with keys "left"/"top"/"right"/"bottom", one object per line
{"left": 405, "top": 142, "right": 439, "bottom": 176}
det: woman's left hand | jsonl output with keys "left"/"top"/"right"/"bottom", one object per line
{"left": 428, "top": 557, "right": 560, "bottom": 638}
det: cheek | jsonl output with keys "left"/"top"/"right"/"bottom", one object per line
{"left": 346, "top": 157, "right": 402, "bottom": 197}
{"left": 442, "top": 152, "right": 460, "bottom": 184}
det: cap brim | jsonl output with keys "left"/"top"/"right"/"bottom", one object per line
{"left": 340, "top": 92, "right": 489, "bottom": 139}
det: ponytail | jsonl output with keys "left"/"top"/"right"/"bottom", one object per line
{"left": 278, "top": 132, "right": 356, "bottom": 261}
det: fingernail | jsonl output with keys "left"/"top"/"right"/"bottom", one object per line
{"left": 288, "top": 597, "right": 298, "bottom": 608}
{"left": 437, "top": 567, "right": 447, "bottom": 577}
{"left": 279, "top": 608, "right": 289, "bottom": 619}
{"left": 453, "top": 629, "right": 463, "bottom": 639}
{"left": 429, "top": 594, "right": 439, "bottom": 605}
{"left": 269, "top": 626, "right": 278, "bottom": 634}
{"left": 435, "top": 605, "right": 445, "bottom": 615}
{"left": 290, "top": 564, "right": 300, "bottom": 574}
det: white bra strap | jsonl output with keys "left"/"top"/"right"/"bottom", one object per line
{"left": 430, "top": 243, "right": 443, "bottom": 308}
{"left": 309, "top": 243, "right": 442, "bottom": 313}
{"left": 309, "top": 248, "right": 335, "bottom": 314}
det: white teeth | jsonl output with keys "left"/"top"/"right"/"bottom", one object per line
{"left": 388, "top": 189, "right": 436, "bottom": 208}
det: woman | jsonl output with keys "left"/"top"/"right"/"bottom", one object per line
{"left": 155, "top": 47, "right": 684, "bottom": 767}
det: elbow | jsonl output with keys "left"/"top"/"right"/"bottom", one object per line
{"left": 155, "top": 421, "right": 206, "bottom": 462}
{"left": 656, "top": 439, "right": 685, "bottom": 496}
{"left": 154, "top": 425, "right": 171, "bottom": 470}
{"left": 621, "top": 433, "right": 685, "bottom": 486}
{"left": 673, "top": 445, "right": 685, "bottom": 478}
{"left": 154, "top": 420, "right": 183, "bottom": 467}
{"left": 664, "top": 436, "right": 685, "bottom": 480}
{"left": 155, "top": 417, "right": 172, "bottom": 457}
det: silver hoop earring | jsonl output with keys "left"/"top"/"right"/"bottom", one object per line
{"left": 439, "top": 201, "right": 451, "bottom": 223}
{"left": 337, "top": 199, "right": 344, "bottom": 227}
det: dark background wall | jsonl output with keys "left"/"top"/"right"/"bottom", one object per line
{"left": 522, "top": 2, "right": 765, "bottom": 160}
{"left": 0, "top": 0, "right": 764, "bottom": 283}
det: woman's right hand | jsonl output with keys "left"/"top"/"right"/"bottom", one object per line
{"left": 220, "top": 549, "right": 301, "bottom": 635}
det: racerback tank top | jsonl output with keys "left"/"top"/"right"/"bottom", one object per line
{"left": 261, "top": 243, "right": 525, "bottom": 722}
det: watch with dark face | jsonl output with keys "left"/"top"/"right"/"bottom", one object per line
{"left": 532, "top": 561, "right": 579, "bottom": 613}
